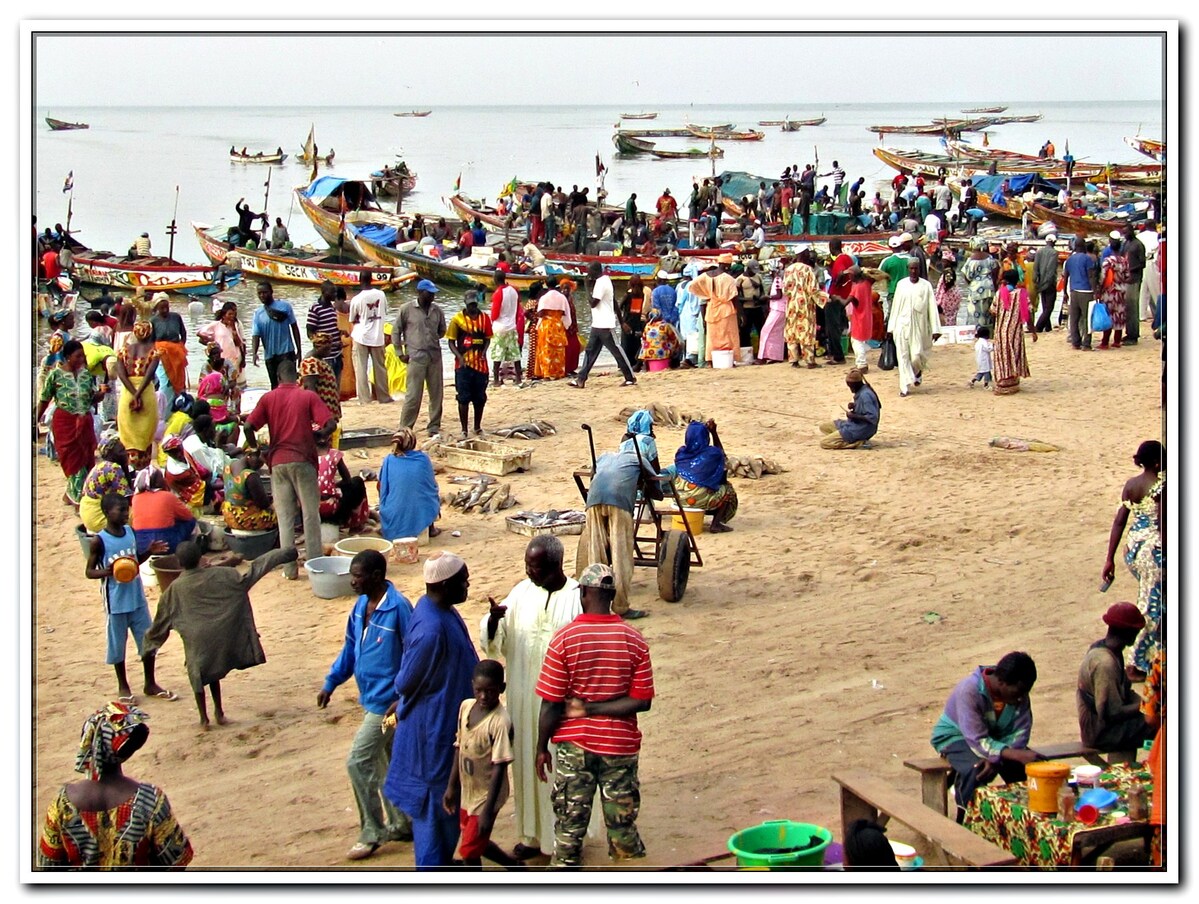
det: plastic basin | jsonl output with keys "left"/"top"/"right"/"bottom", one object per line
{"left": 223, "top": 526, "right": 279, "bottom": 560}
{"left": 75, "top": 524, "right": 95, "bottom": 559}
{"left": 334, "top": 536, "right": 392, "bottom": 558}
{"left": 304, "top": 555, "right": 355, "bottom": 599}
{"left": 727, "top": 820, "right": 832, "bottom": 869}
{"left": 149, "top": 554, "right": 183, "bottom": 592}
{"left": 670, "top": 506, "right": 705, "bottom": 535}
{"left": 646, "top": 358, "right": 670, "bottom": 372}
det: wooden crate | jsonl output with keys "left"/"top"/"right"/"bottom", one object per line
{"left": 438, "top": 439, "right": 532, "bottom": 476}
{"left": 340, "top": 427, "right": 394, "bottom": 449}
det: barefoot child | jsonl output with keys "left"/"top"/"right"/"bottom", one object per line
{"left": 84, "top": 492, "right": 176, "bottom": 702}
{"left": 969, "top": 325, "right": 993, "bottom": 388}
{"left": 442, "top": 660, "right": 520, "bottom": 868}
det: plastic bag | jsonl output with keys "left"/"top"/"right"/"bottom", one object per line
{"left": 1090, "top": 301, "right": 1113, "bottom": 333}
{"left": 878, "top": 334, "right": 898, "bottom": 371}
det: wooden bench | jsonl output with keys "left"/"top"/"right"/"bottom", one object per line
{"left": 904, "top": 742, "right": 1139, "bottom": 816}
{"left": 832, "top": 769, "right": 1018, "bottom": 868}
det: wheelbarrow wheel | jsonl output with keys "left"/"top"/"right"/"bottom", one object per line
{"left": 658, "top": 529, "right": 690, "bottom": 602}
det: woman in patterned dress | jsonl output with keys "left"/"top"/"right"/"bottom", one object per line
{"left": 990, "top": 268, "right": 1037, "bottom": 396}
{"left": 639, "top": 308, "right": 679, "bottom": 368}
{"left": 782, "top": 249, "right": 823, "bottom": 368}
{"left": 37, "top": 339, "right": 104, "bottom": 506}
{"left": 534, "top": 279, "right": 573, "bottom": 380}
{"left": 115, "top": 321, "right": 160, "bottom": 471}
{"left": 78, "top": 435, "right": 133, "bottom": 534}
{"left": 221, "top": 447, "right": 277, "bottom": 531}
{"left": 1103, "top": 440, "right": 1164, "bottom": 679}
{"left": 37, "top": 701, "right": 193, "bottom": 869}
{"left": 1097, "top": 237, "right": 1130, "bottom": 349}
{"left": 316, "top": 434, "right": 370, "bottom": 532}
{"left": 961, "top": 239, "right": 999, "bottom": 329}
{"left": 934, "top": 265, "right": 962, "bottom": 328}
{"left": 523, "top": 281, "right": 544, "bottom": 380}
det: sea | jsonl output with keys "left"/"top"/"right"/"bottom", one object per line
{"left": 32, "top": 100, "right": 1164, "bottom": 389}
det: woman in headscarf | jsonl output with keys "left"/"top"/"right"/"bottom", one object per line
{"left": 559, "top": 277, "right": 583, "bottom": 376}
{"left": 316, "top": 433, "right": 370, "bottom": 533}
{"left": 197, "top": 342, "right": 236, "bottom": 437}
{"left": 36, "top": 339, "right": 103, "bottom": 506}
{"left": 39, "top": 309, "right": 76, "bottom": 386}
{"left": 131, "top": 466, "right": 197, "bottom": 556}
{"left": 961, "top": 238, "right": 999, "bottom": 329}
{"left": 618, "top": 409, "right": 660, "bottom": 471}
{"left": 299, "top": 335, "right": 343, "bottom": 448}
{"left": 377, "top": 428, "right": 441, "bottom": 541}
{"left": 783, "top": 247, "right": 824, "bottom": 368}
{"left": 157, "top": 393, "right": 196, "bottom": 467}
{"left": 197, "top": 302, "right": 247, "bottom": 395}
{"left": 115, "top": 320, "right": 161, "bottom": 470}
{"left": 639, "top": 307, "right": 680, "bottom": 370}
{"left": 934, "top": 262, "right": 962, "bottom": 328}
{"left": 755, "top": 260, "right": 788, "bottom": 364}
{"left": 665, "top": 420, "right": 738, "bottom": 533}
{"left": 1103, "top": 440, "right": 1164, "bottom": 680}
{"left": 535, "top": 277, "right": 573, "bottom": 380}
{"left": 676, "top": 262, "right": 704, "bottom": 367}
{"left": 79, "top": 434, "right": 133, "bottom": 534}
{"left": 990, "top": 268, "right": 1036, "bottom": 396}
{"left": 37, "top": 701, "right": 194, "bottom": 869}
{"left": 523, "top": 281, "right": 544, "bottom": 380}
{"left": 690, "top": 256, "right": 740, "bottom": 365}
{"left": 221, "top": 446, "right": 277, "bottom": 531}
{"left": 1097, "top": 234, "right": 1130, "bottom": 350}
{"left": 150, "top": 293, "right": 189, "bottom": 405}
{"left": 162, "top": 435, "right": 210, "bottom": 511}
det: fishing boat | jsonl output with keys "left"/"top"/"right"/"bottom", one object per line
{"left": 192, "top": 222, "right": 412, "bottom": 289}
{"left": 648, "top": 145, "right": 725, "bottom": 160}
{"left": 71, "top": 247, "right": 241, "bottom": 295}
{"left": 1125, "top": 136, "right": 1164, "bottom": 162}
{"left": 758, "top": 120, "right": 786, "bottom": 127}
{"left": 944, "top": 141, "right": 1163, "bottom": 186}
{"left": 46, "top": 116, "right": 89, "bottom": 131}
{"left": 617, "top": 124, "right": 731, "bottom": 138}
{"left": 370, "top": 162, "right": 418, "bottom": 198}
{"left": 294, "top": 176, "right": 415, "bottom": 257}
{"left": 297, "top": 124, "right": 319, "bottom": 165}
{"left": 789, "top": 116, "right": 826, "bottom": 127}
{"left": 985, "top": 113, "right": 1043, "bottom": 125}
{"left": 961, "top": 106, "right": 1007, "bottom": 114}
{"left": 229, "top": 149, "right": 287, "bottom": 164}
{"left": 687, "top": 125, "right": 764, "bottom": 141}
{"left": 1024, "top": 198, "right": 1154, "bottom": 237}
{"left": 872, "top": 146, "right": 968, "bottom": 178}
{"left": 868, "top": 117, "right": 992, "bottom": 135}
{"left": 394, "top": 110, "right": 432, "bottom": 117}
{"left": 620, "top": 112, "right": 658, "bottom": 120}
{"left": 613, "top": 132, "right": 657, "bottom": 154}
{"left": 948, "top": 173, "right": 1063, "bottom": 221}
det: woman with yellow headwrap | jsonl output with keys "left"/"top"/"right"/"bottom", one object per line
{"left": 37, "top": 701, "right": 194, "bottom": 868}
{"left": 377, "top": 428, "right": 441, "bottom": 540}
{"left": 115, "top": 320, "right": 161, "bottom": 470}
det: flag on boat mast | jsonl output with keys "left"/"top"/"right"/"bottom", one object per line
{"left": 595, "top": 152, "right": 606, "bottom": 178}
{"left": 62, "top": 170, "right": 73, "bottom": 193}
{"left": 453, "top": 172, "right": 461, "bottom": 192}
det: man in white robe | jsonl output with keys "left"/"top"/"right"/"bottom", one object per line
{"left": 479, "top": 534, "right": 582, "bottom": 860}
{"left": 888, "top": 258, "right": 941, "bottom": 397}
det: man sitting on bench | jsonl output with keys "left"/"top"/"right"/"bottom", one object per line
{"left": 930, "top": 651, "right": 1040, "bottom": 821}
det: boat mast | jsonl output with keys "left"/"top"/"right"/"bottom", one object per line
{"left": 167, "top": 185, "right": 180, "bottom": 260}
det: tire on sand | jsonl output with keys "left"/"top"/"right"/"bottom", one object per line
{"left": 657, "top": 529, "right": 690, "bottom": 602}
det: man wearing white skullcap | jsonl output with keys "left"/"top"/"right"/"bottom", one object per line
{"left": 383, "top": 551, "right": 479, "bottom": 869}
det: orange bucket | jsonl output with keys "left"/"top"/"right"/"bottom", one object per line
{"left": 1025, "top": 761, "right": 1071, "bottom": 814}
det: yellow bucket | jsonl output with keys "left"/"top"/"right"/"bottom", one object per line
{"left": 671, "top": 507, "right": 705, "bottom": 535}
{"left": 1025, "top": 761, "right": 1071, "bottom": 814}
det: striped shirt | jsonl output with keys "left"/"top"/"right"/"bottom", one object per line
{"left": 535, "top": 614, "right": 654, "bottom": 757}
{"left": 445, "top": 310, "right": 492, "bottom": 373}
{"left": 305, "top": 300, "right": 342, "bottom": 359}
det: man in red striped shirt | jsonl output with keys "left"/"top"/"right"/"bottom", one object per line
{"left": 533, "top": 563, "right": 654, "bottom": 867}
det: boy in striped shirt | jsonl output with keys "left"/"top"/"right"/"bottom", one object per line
{"left": 534, "top": 563, "right": 655, "bottom": 867}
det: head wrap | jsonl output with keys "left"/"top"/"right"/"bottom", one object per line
{"left": 133, "top": 464, "right": 163, "bottom": 494}
{"left": 49, "top": 310, "right": 70, "bottom": 326}
{"left": 97, "top": 432, "right": 123, "bottom": 461}
{"left": 132, "top": 320, "right": 154, "bottom": 340}
{"left": 674, "top": 421, "right": 726, "bottom": 491}
{"left": 846, "top": 368, "right": 865, "bottom": 385}
{"left": 423, "top": 551, "right": 466, "bottom": 585}
{"left": 172, "top": 392, "right": 195, "bottom": 414}
{"left": 150, "top": 292, "right": 170, "bottom": 307}
{"left": 205, "top": 341, "right": 222, "bottom": 358}
{"left": 578, "top": 563, "right": 615, "bottom": 589}
{"left": 297, "top": 356, "right": 324, "bottom": 379}
{"left": 48, "top": 333, "right": 65, "bottom": 355}
{"left": 683, "top": 262, "right": 700, "bottom": 279}
{"left": 75, "top": 701, "right": 149, "bottom": 781}
{"left": 162, "top": 435, "right": 184, "bottom": 454}
{"left": 625, "top": 409, "right": 653, "bottom": 438}
{"left": 391, "top": 427, "right": 417, "bottom": 454}
{"left": 969, "top": 237, "right": 987, "bottom": 252}
{"left": 1103, "top": 601, "right": 1146, "bottom": 632}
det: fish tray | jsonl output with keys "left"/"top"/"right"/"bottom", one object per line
{"left": 340, "top": 427, "right": 395, "bottom": 449}
{"left": 505, "top": 516, "right": 585, "bottom": 538}
{"left": 438, "top": 439, "right": 532, "bottom": 476}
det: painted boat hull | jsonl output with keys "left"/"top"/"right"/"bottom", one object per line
{"left": 46, "top": 117, "right": 89, "bottom": 131}
{"left": 648, "top": 146, "right": 724, "bottom": 160}
{"left": 230, "top": 152, "right": 286, "bottom": 164}
{"left": 621, "top": 112, "right": 658, "bottom": 120}
{"left": 72, "top": 251, "right": 241, "bottom": 294}
{"left": 686, "top": 126, "right": 764, "bottom": 141}
{"left": 1024, "top": 201, "right": 1149, "bottom": 237}
{"left": 613, "top": 133, "right": 657, "bottom": 154}
{"left": 294, "top": 187, "right": 414, "bottom": 258}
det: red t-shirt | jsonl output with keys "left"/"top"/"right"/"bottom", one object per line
{"left": 245, "top": 382, "right": 333, "bottom": 468}
{"left": 131, "top": 489, "right": 194, "bottom": 530}
{"left": 42, "top": 251, "right": 61, "bottom": 280}
{"left": 535, "top": 614, "right": 654, "bottom": 757}
{"left": 829, "top": 253, "right": 855, "bottom": 300}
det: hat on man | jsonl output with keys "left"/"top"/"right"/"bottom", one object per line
{"left": 578, "top": 563, "right": 616, "bottom": 589}
{"left": 888, "top": 236, "right": 903, "bottom": 249}
{"left": 1102, "top": 601, "right": 1146, "bottom": 632}
{"left": 1045, "top": 234, "right": 1058, "bottom": 244}
{"left": 846, "top": 368, "right": 865, "bottom": 385}
{"left": 898, "top": 232, "right": 914, "bottom": 245}
{"left": 423, "top": 551, "right": 466, "bottom": 584}
{"left": 1109, "top": 230, "right": 1123, "bottom": 241}
{"left": 718, "top": 252, "right": 734, "bottom": 264}
{"left": 151, "top": 292, "right": 170, "bottom": 306}
{"left": 416, "top": 278, "right": 440, "bottom": 294}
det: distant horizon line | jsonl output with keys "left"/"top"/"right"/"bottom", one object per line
{"left": 34, "top": 99, "right": 1162, "bottom": 109}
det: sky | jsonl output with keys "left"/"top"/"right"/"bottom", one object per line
{"left": 29, "top": 25, "right": 1166, "bottom": 108}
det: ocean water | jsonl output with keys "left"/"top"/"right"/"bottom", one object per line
{"left": 33, "top": 100, "right": 1163, "bottom": 387}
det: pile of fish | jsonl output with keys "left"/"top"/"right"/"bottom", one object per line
{"left": 441, "top": 475, "right": 519, "bottom": 513}
{"left": 989, "top": 436, "right": 1060, "bottom": 453}
{"left": 507, "top": 510, "right": 587, "bottom": 529}
{"left": 489, "top": 420, "right": 557, "bottom": 440}
{"left": 616, "top": 402, "right": 706, "bottom": 429}
{"left": 725, "top": 454, "right": 785, "bottom": 479}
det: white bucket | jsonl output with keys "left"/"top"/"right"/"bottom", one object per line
{"left": 320, "top": 522, "right": 342, "bottom": 547}
{"left": 711, "top": 349, "right": 735, "bottom": 369}
{"left": 684, "top": 333, "right": 700, "bottom": 356}
{"left": 738, "top": 346, "right": 755, "bottom": 364}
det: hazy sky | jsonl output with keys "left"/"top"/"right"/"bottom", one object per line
{"left": 30, "top": 27, "right": 1165, "bottom": 108}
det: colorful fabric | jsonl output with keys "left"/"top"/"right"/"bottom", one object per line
{"left": 963, "top": 762, "right": 1153, "bottom": 868}
{"left": 73, "top": 701, "right": 150, "bottom": 780}
{"left": 1124, "top": 474, "right": 1164, "bottom": 671}
{"left": 961, "top": 256, "right": 998, "bottom": 327}
{"left": 221, "top": 463, "right": 277, "bottom": 531}
{"left": 640, "top": 319, "right": 679, "bottom": 361}
{"left": 673, "top": 422, "right": 726, "bottom": 490}
{"left": 1101, "top": 253, "right": 1129, "bottom": 330}
{"left": 690, "top": 271, "right": 740, "bottom": 358}
{"left": 671, "top": 475, "right": 738, "bottom": 524}
{"left": 535, "top": 310, "right": 568, "bottom": 379}
{"left": 116, "top": 375, "right": 157, "bottom": 457}
{"left": 931, "top": 665, "right": 1032, "bottom": 763}
{"left": 489, "top": 327, "right": 521, "bottom": 363}
{"left": 197, "top": 369, "right": 231, "bottom": 423}
{"left": 82, "top": 460, "right": 131, "bottom": 501}
{"left": 50, "top": 406, "right": 96, "bottom": 499}
{"left": 445, "top": 310, "right": 493, "bottom": 372}
{"left": 935, "top": 278, "right": 962, "bottom": 327}
{"left": 299, "top": 355, "right": 342, "bottom": 420}
{"left": 41, "top": 366, "right": 95, "bottom": 415}
{"left": 154, "top": 341, "right": 189, "bottom": 394}
{"left": 992, "top": 285, "right": 1031, "bottom": 395}
{"left": 782, "top": 261, "right": 823, "bottom": 354}
{"left": 37, "top": 782, "right": 193, "bottom": 869}
{"left": 758, "top": 280, "right": 787, "bottom": 362}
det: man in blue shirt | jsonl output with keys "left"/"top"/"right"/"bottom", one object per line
{"left": 384, "top": 552, "right": 479, "bottom": 869}
{"left": 319, "top": 550, "right": 414, "bottom": 861}
{"left": 1062, "top": 237, "right": 1097, "bottom": 350}
{"left": 819, "top": 369, "right": 881, "bottom": 449}
{"left": 576, "top": 447, "right": 662, "bottom": 620}
{"left": 250, "top": 281, "right": 302, "bottom": 388}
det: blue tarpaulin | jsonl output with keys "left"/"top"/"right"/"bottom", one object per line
{"left": 354, "top": 223, "right": 399, "bottom": 248}
{"left": 302, "top": 176, "right": 349, "bottom": 200}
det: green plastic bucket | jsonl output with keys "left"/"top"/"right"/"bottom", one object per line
{"left": 727, "top": 820, "right": 833, "bottom": 869}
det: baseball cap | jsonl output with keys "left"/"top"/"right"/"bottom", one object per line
{"left": 416, "top": 279, "right": 439, "bottom": 293}
{"left": 578, "top": 563, "right": 615, "bottom": 589}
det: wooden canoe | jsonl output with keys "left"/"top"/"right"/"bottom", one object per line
{"left": 985, "top": 113, "right": 1042, "bottom": 125}
{"left": 648, "top": 146, "right": 724, "bottom": 160}
{"left": 1023, "top": 200, "right": 1150, "bottom": 238}
{"left": 613, "top": 132, "right": 657, "bottom": 154}
{"left": 71, "top": 247, "right": 242, "bottom": 295}
{"left": 757, "top": 120, "right": 786, "bottom": 126}
{"left": 872, "top": 147, "right": 967, "bottom": 178}
{"left": 617, "top": 124, "right": 731, "bottom": 138}
{"left": 394, "top": 110, "right": 432, "bottom": 117}
{"left": 687, "top": 125, "right": 764, "bottom": 141}
{"left": 192, "top": 222, "right": 412, "bottom": 289}
{"left": 1124, "top": 136, "right": 1164, "bottom": 162}
{"left": 946, "top": 178, "right": 1026, "bottom": 221}
{"left": 945, "top": 141, "right": 1163, "bottom": 186}
{"left": 230, "top": 150, "right": 286, "bottom": 164}
{"left": 370, "top": 165, "right": 418, "bottom": 198}
{"left": 46, "top": 117, "right": 89, "bottom": 131}
{"left": 294, "top": 181, "right": 415, "bottom": 258}
{"left": 960, "top": 106, "right": 1007, "bottom": 114}
{"left": 780, "top": 121, "right": 802, "bottom": 132}
{"left": 621, "top": 112, "right": 658, "bottom": 120}
{"left": 868, "top": 117, "right": 993, "bottom": 135}
{"left": 789, "top": 116, "right": 826, "bottom": 126}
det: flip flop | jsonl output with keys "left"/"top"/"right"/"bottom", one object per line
{"left": 152, "top": 689, "right": 179, "bottom": 701}
{"left": 118, "top": 695, "right": 138, "bottom": 705}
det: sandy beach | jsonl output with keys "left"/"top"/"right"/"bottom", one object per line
{"left": 31, "top": 332, "right": 1163, "bottom": 872}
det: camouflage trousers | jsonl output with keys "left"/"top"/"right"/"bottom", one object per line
{"left": 551, "top": 741, "right": 645, "bottom": 867}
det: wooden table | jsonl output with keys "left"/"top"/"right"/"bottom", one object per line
{"left": 962, "top": 762, "right": 1154, "bottom": 868}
